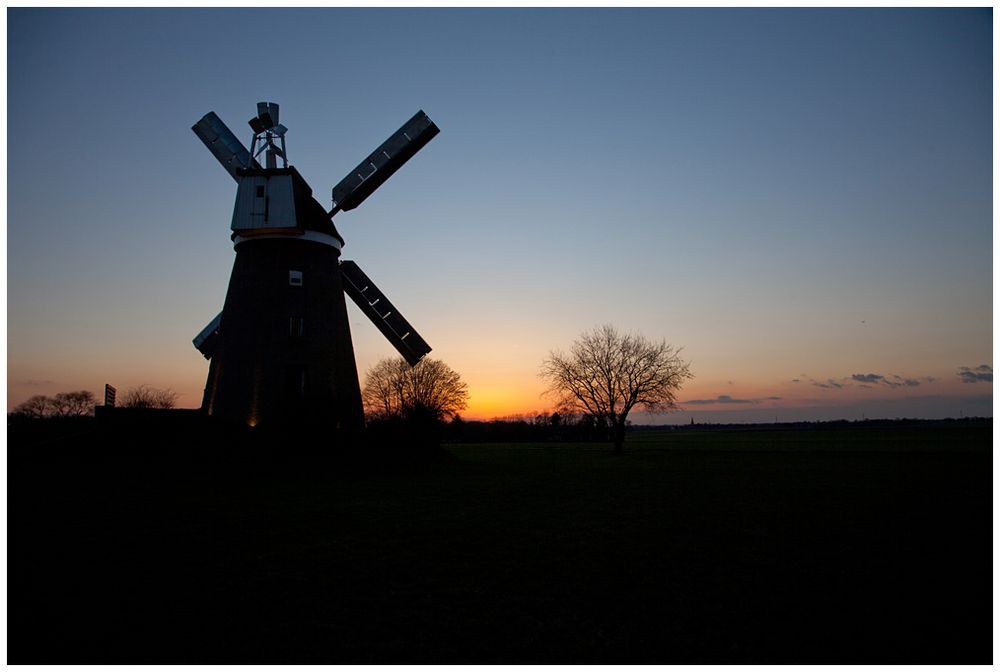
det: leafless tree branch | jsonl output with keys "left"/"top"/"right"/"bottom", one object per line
{"left": 540, "top": 324, "right": 693, "bottom": 453}
{"left": 362, "top": 357, "right": 470, "bottom": 422}
{"left": 120, "top": 385, "right": 178, "bottom": 409}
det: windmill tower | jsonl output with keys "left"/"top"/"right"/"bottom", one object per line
{"left": 191, "top": 102, "right": 439, "bottom": 432}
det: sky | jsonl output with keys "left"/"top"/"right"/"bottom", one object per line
{"left": 7, "top": 8, "right": 993, "bottom": 422}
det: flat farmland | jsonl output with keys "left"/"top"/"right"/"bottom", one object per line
{"left": 12, "top": 422, "right": 992, "bottom": 663}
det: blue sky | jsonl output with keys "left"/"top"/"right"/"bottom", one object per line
{"left": 7, "top": 8, "right": 993, "bottom": 421}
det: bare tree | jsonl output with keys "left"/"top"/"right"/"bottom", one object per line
{"left": 13, "top": 395, "right": 54, "bottom": 419}
{"left": 119, "top": 385, "right": 179, "bottom": 409}
{"left": 51, "top": 391, "right": 96, "bottom": 417}
{"left": 540, "top": 324, "right": 693, "bottom": 453}
{"left": 11, "top": 390, "right": 96, "bottom": 419}
{"left": 362, "top": 357, "right": 469, "bottom": 421}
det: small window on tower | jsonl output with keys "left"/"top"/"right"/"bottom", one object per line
{"left": 256, "top": 186, "right": 265, "bottom": 198}
{"left": 289, "top": 317, "right": 304, "bottom": 337}
{"left": 289, "top": 270, "right": 303, "bottom": 286}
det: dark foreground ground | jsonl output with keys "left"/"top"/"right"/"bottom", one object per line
{"left": 11, "top": 420, "right": 992, "bottom": 663}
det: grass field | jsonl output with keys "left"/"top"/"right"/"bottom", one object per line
{"left": 12, "top": 421, "right": 992, "bottom": 663}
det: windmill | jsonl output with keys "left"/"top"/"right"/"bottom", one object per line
{"left": 191, "top": 102, "right": 439, "bottom": 432}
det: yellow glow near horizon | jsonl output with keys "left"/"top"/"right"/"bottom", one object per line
{"left": 464, "top": 380, "right": 550, "bottom": 420}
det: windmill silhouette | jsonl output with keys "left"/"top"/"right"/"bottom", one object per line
{"left": 191, "top": 102, "right": 439, "bottom": 432}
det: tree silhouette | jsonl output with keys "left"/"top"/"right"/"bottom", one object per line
{"left": 12, "top": 390, "right": 96, "bottom": 418}
{"left": 362, "top": 357, "right": 469, "bottom": 422}
{"left": 119, "top": 385, "right": 179, "bottom": 409}
{"left": 13, "top": 395, "right": 54, "bottom": 419}
{"left": 540, "top": 324, "right": 693, "bottom": 453}
{"left": 51, "top": 391, "right": 96, "bottom": 417}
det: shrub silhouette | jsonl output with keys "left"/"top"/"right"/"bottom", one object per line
{"left": 119, "top": 385, "right": 179, "bottom": 409}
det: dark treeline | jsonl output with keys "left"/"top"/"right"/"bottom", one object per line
{"left": 442, "top": 413, "right": 992, "bottom": 443}
{"left": 10, "top": 408, "right": 991, "bottom": 453}
{"left": 631, "top": 416, "right": 993, "bottom": 433}
{"left": 444, "top": 412, "right": 620, "bottom": 444}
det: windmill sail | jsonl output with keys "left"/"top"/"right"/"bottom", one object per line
{"left": 330, "top": 110, "right": 439, "bottom": 215}
{"left": 193, "top": 312, "right": 222, "bottom": 359}
{"left": 341, "top": 260, "right": 431, "bottom": 366}
{"left": 192, "top": 112, "right": 261, "bottom": 181}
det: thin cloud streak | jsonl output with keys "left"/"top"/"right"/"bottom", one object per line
{"left": 851, "top": 373, "right": 923, "bottom": 389}
{"left": 957, "top": 364, "right": 992, "bottom": 383}
{"left": 852, "top": 373, "right": 884, "bottom": 384}
{"left": 799, "top": 370, "right": 931, "bottom": 391}
{"left": 683, "top": 394, "right": 782, "bottom": 406}
{"left": 14, "top": 379, "right": 55, "bottom": 387}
